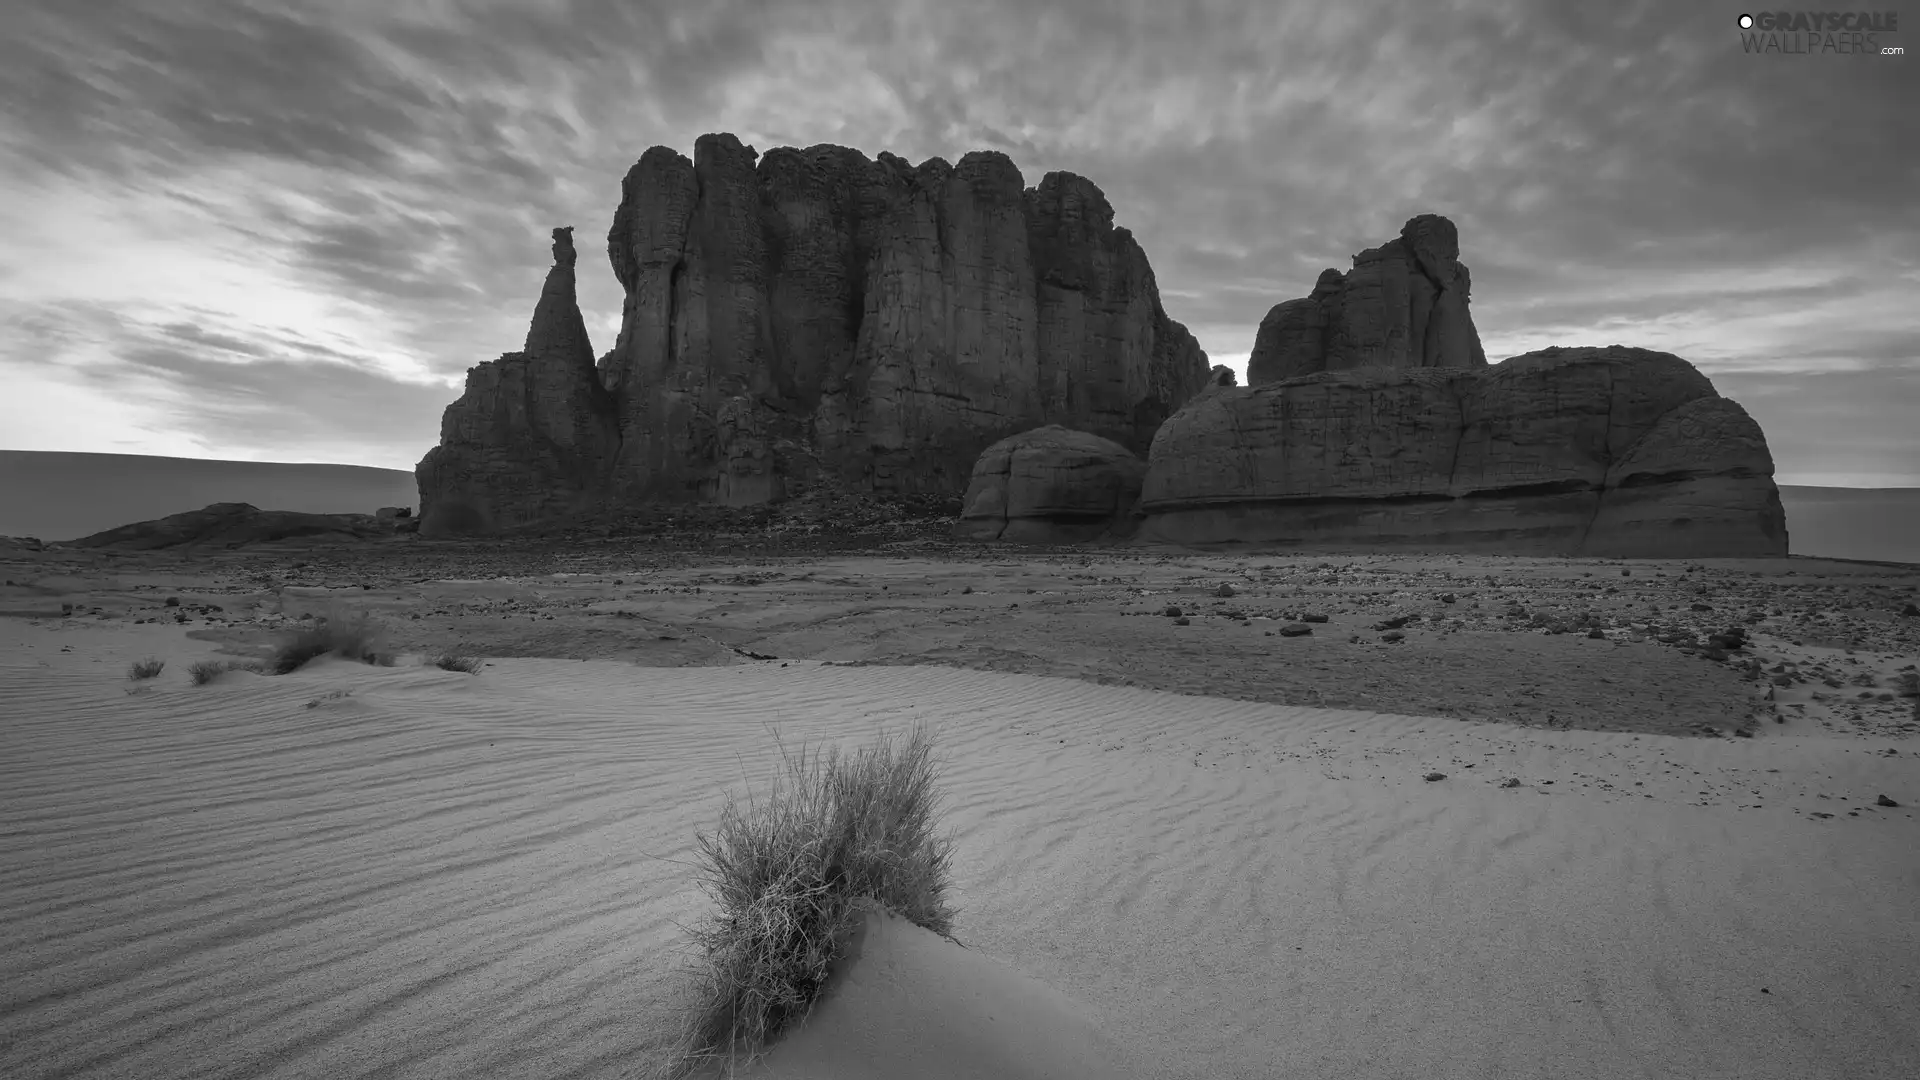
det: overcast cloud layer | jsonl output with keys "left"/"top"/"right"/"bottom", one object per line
{"left": 1, "top": 0, "right": 1914, "bottom": 484}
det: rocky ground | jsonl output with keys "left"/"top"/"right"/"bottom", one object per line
{"left": 5, "top": 522, "right": 1916, "bottom": 743}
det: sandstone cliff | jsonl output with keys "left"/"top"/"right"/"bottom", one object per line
{"left": 1137, "top": 346, "right": 1788, "bottom": 557}
{"left": 1247, "top": 214, "right": 1487, "bottom": 385}
{"left": 418, "top": 135, "right": 1210, "bottom": 535}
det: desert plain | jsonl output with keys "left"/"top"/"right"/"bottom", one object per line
{"left": 3, "top": 528, "right": 1918, "bottom": 1079}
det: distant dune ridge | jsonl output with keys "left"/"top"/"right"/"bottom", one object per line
{"left": 0, "top": 451, "right": 417, "bottom": 542}
{"left": 1776, "top": 486, "right": 1920, "bottom": 565}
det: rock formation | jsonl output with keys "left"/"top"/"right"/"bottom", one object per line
{"left": 1199, "top": 364, "right": 1237, "bottom": 391}
{"left": 70, "top": 503, "right": 415, "bottom": 550}
{"left": 417, "top": 134, "right": 1211, "bottom": 536}
{"left": 1137, "top": 346, "right": 1788, "bottom": 557}
{"left": 954, "top": 425, "right": 1147, "bottom": 543}
{"left": 1247, "top": 214, "right": 1487, "bottom": 385}
{"left": 417, "top": 228, "right": 619, "bottom": 536}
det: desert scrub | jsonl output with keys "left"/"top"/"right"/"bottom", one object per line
{"left": 654, "top": 723, "right": 959, "bottom": 1079}
{"left": 430, "top": 653, "right": 482, "bottom": 673}
{"left": 127, "top": 657, "right": 165, "bottom": 680}
{"left": 189, "top": 658, "right": 261, "bottom": 685}
{"left": 268, "top": 610, "right": 390, "bottom": 674}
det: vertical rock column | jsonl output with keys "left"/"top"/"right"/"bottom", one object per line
{"left": 415, "top": 226, "right": 616, "bottom": 536}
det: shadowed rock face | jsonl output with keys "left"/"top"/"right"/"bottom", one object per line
{"left": 417, "top": 227, "right": 619, "bottom": 537}
{"left": 954, "top": 425, "right": 1147, "bottom": 543}
{"left": 418, "top": 134, "right": 1211, "bottom": 536}
{"left": 1139, "top": 346, "right": 1789, "bottom": 557}
{"left": 1248, "top": 213, "right": 1487, "bottom": 385}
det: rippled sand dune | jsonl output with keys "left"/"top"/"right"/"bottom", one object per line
{"left": 3, "top": 621, "right": 1917, "bottom": 1079}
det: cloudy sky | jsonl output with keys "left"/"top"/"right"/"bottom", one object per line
{"left": 1, "top": 0, "right": 1914, "bottom": 485}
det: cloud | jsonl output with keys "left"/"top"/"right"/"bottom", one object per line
{"left": 0, "top": 298, "right": 454, "bottom": 469}
{"left": 0, "top": 0, "right": 1913, "bottom": 482}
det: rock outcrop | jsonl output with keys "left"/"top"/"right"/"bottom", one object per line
{"left": 70, "top": 503, "right": 415, "bottom": 550}
{"left": 418, "top": 134, "right": 1210, "bottom": 536}
{"left": 1247, "top": 214, "right": 1487, "bottom": 385}
{"left": 1137, "top": 346, "right": 1788, "bottom": 557}
{"left": 417, "top": 228, "right": 619, "bottom": 536}
{"left": 954, "top": 425, "right": 1147, "bottom": 543}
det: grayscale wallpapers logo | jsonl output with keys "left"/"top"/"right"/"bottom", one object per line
{"left": 1737, "top": 11, "right": 1904, "bottom": 54}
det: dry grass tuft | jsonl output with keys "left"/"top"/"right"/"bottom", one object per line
{"left": 430, "top": 653, "right": 483, "bottom": 673}
{"left": 128, "top": 657, "right": 165, "bottom": 680}
{"left": 189, "top": 658, "right": 264, "bottom": 685}
{"left": 269, "top": 609, "right": 391, "bottom": 674}
{"left": 652, "top": 723, "right": 960, "bottom": 1080}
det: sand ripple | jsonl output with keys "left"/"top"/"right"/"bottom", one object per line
{"left": 3, "top": 628, "right": 1917, "bottom": 1079}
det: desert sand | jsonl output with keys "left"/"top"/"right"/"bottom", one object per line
{"left": 3, "top": 539, "right": 1918, "bottom": 1079}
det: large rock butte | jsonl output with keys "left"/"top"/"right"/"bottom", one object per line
{"left": 1248, "top": 213, "right": 1487, "bottom": 385}
{"left": 1137, "top": 345, "right": 1789, "bottom": 557}
{"left": 417, "top": 134, "right": 1211, "bottom": 536}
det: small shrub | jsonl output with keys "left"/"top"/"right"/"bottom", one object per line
{"left": 656, "top": 723, "right": 959, "bottom": 1079}
{"left": 1895, "top": 672, "right": 1920, "bottom": 698}
{"left": 187, "top": 659, "right": 261, "bottom": 685}
{"left": 431, "top": 653, "right": 482, "bottom": 673}
{"left": 270, "top": 631, "right": 332, "bottom": 674}
{"left": 269, "top": 609, "right": 388, "bottom": 674}
{"left": 164, "top": 596, "right": 180, "bottom": 607}
{"left": 128, "top": 657, "right": 165, "bottom": 680}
